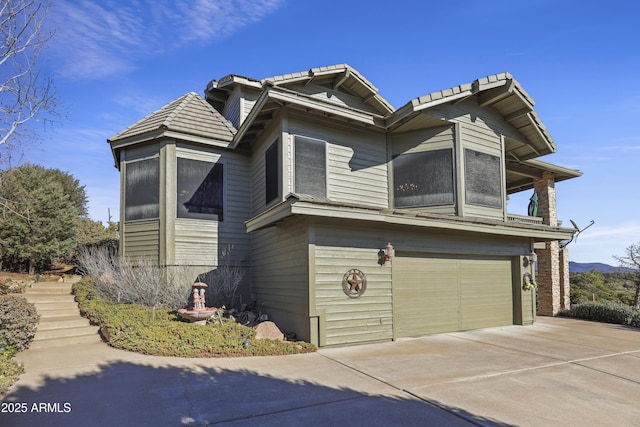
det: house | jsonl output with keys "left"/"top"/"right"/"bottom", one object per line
{"left": 108, "top": 64, "right": 581, "bottom": 347}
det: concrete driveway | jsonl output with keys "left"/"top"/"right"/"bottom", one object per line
{"left": 2, "top": 316, "right": 640, "bottom": 426}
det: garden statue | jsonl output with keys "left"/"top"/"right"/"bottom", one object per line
{"left": 177, "top": 282, "right": 217, "bottom": 325}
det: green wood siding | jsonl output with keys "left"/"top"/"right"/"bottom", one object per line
{"left": 429, "top": 98, "right": 525, "bottom": 151}
{"left": 174, "top": 219, "right": 217, "bottom": 265}
{"left": 512, "top": 255, "right": 536, "bottom": 326}
{"left": 312, "top": 223, "right": 393, "bottom": 346}
{"left": 314, "top": 245, "right": 393, "bottom": 346}
{"left": 122, "top": 220, "right": 160, "bottom": 260}
{"left": 521, "top": 285, "right": 535, "bottom": 325}
{"left": 288, "top": 114, "right": 388, "bottom": 208}
{"left": 241, "top": 88, "right": 261, "bottom": 126}
{"left": 390, "top": 125, "right": 454, "bottom": 156}
{"left": 287, "top": 83, "right": 383, "bottom": 115}
{"left": 223, "top": 87, "right": 241, "bottom": 129}
{"left": 251, "top": 218, "right": 311, "bottom": 341}
{"left": 123, "top": 143, "right": 159, "bottom": 161}
{"left": 427, "top": 99, "right": 517, "bottom": 220}
{"left": 393, "top": 253, "right": 513, "bottom": 338}
{"left": 174, "top": 144, "right": 252, "bottom": 267}
{"left": 251, "top": 123, "right": 283, "bottom": 216}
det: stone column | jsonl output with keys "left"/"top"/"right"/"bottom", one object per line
{"left": 559, "top": 248, "right": 571, "bottom": 309}
{"left": 534, "top": 171, "right": 562, "bottom": 316}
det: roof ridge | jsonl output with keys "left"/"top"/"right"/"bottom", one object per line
{"left": 162, "top": 92, "right": 198, "bottom": 128}
{"left": 195, "top": 92, "right": 238, "bottom": 135}
{"left": 108, "top": 92, "right": 237, "bottom": 144}
{"left": 108, "top": 95, "right": 185, "bottom": 141}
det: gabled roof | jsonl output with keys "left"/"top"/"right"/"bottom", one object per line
{"left": 387, "top": 72, "right": 555, "bottom": 161}
{"left": 110, "top": 67, "right": 575, "bottom": 187}
{"left": 109, "top": 92, "right": 236, "bottom": 145}
{"left": 262, "top": 64, "right": 394, "bottom": 116}
{"left": 220, "top": 65, "right": 399, "bottom": 147}
{"left": 224, "top": 67, "right": 558, "bottom": 161}
{"left": 232, "top": 83, "right": 388, "bottom": 148}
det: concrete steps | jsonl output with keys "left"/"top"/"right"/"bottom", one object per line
{"left": 23, "top": 277, "right": 101, "bottom": 349}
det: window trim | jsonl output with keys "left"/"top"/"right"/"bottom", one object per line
{"left": 265, "top": 139, "right": 280, "bottom": 205}
{"left": 176, "top": 157, "right": 225, "bottom": 221}
{"left": 463, "top": 148, "right": 503, "bottom": 209}
{"left": 124, "top": 156, "right": 160, "bottom": 222}
{"left": 392, "top": 147, "right": 456, "bottom": 209}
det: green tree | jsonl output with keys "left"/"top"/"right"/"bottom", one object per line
{"left": 75, "top": 217, "right": 119, "bottom": 253}
{"left": 570, "top": 270, "right": 606, "bottom": 304}
{"left": 0, "top": 164, "right": 86, "bottom": 273}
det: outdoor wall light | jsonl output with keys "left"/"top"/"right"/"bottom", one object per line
{"left": 379, "top": 242, "right": 394, "bottom": 265}
{"left": 529, "top": 251, "right": 538, "bottom": 264}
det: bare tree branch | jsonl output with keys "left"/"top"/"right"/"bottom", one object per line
{"left": 614, "top": 242, "right": 640, "bottom": 308}
{"left": 0, "top": 0, "right": 59, "bottom": 158}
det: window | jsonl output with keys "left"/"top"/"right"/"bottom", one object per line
{"left": 294, "top": 135, "right": 326, "bottom": 198}
{"left": 393, "top": 149, "right": 454, "bottom": 208}
{"left": 177, "top": 158, "right": 223, "bottom": 221}
{"left": 125, "top": 158, "right": 160, "bottom": 221}
{"left": 265, "top": 139, "right": 279, "bottom": 204}
{"left": 464, "top": 149, "right": 502, "bottom": 208}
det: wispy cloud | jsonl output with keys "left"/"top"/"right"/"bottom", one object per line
{"left": 113, "top": 92, "right": 169, "bottom": 117}
{"left": 568, "top": 221, "right": 640, "bottom": 263}
{"left": 601, "top": 145, "right": 640, "bottom": 152}
{"left": 47, "top": 0, "right": 284, "bottom": 79}
{"left": 579, "top": 222, "right": 640, "bottom": 240}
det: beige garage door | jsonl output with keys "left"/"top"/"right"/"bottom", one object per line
{"left": 393, "top": 253, "right": 513, "bottom": 338}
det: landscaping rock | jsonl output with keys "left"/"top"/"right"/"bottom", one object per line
{"left": 253, "top": 321, "right": 284, "bottom": 341}
{"left": 230, "top": 310, "right": 257, "bottom": 326}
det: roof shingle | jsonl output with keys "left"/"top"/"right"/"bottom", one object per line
{"left": 108, "top": 92, "right": 236, "bottom": 144}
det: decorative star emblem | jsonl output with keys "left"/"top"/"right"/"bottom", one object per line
{"left": 342, "top": 269, "right": 367, "bottom": 298}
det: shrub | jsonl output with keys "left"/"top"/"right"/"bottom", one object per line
{"left": 73, "top": 277, "right": 316, "bottom": 357}
{"left": 0, "top": 295, "right": 40, "bottom": 351}
{"left": 0, "top": 346, "right": 24, "bottom": 396}
{"left": 0, "top": 278, "right": 30, "bottom": 295}
{"left": 76, "top": 246, "right": 192, "bottom": 310}
{"left": 197, "top": 245, "right": 245, "bottom": 308}
{"left": 559, "top": 301, "right": 640, "bottom": 327}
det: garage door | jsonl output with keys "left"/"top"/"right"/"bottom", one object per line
{"left": 393, "top": 253, "right": 513, "bottom": 338}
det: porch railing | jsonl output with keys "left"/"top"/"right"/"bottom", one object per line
{"left": 506, "top": 213, "right": 544, "bottom": 225}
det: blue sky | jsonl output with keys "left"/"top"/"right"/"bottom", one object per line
{"left": 22, "top": 0, "right": 640, "bottom": 264}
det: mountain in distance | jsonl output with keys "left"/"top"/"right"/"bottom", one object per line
{"left": 569, "top": 261, "right": 634, "bottom": 274}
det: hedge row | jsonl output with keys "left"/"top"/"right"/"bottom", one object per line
{"left": 559, "top": 301, "right": 640, "bottom": 328}
{"left": 0, "top": 347, "right": 24, "bottom": 396}
{"left": 0, "top": 295, "right": 39, "bottom": 351}
{"left": 72, "top": 277, "right": 316, "bottom": 357}
{"left": 0, "top": 294, "right": 38, "bottom": 396}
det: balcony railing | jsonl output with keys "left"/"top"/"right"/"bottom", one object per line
{"left": 507, "top": 213, "right": 543, "bottom": 225}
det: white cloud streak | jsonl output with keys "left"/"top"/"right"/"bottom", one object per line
{"left": 47, "top": 0, "right": 284, "bottom": 79}
{"left": 567, "top": 221, "right": 640, "bottom": 263}
{"left": 579, "top": 222, "right": 640, "bottom": 240}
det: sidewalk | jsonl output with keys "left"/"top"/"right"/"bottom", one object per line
{"left": 2, "top": 317, "right": 640, "bottom": 426}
